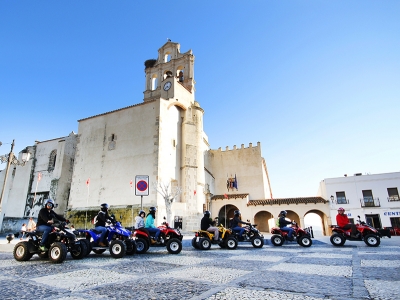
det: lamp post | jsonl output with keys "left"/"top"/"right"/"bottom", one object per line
{"left": 0, "top": 140, "right": 31, "bottom": 232}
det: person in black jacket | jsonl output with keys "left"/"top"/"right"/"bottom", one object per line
{"left": 36, "top": 199, "right": 66, "bottom": 251}
{"left": 201, "top": 211, "right": 219, "bottom": 243}
{"left": 278, "top": 210, "right": 294, "bottom": 241}
{"left": 94, "top": 203, "right": 111, "bottom": 246}
{"left": 231, "top": 210, "right": 250, "bottom": 239}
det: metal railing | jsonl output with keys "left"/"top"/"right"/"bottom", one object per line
{"left": 388, "top": 196, "right": 400, "bottom": 202}
{"left": 360, "top": 197, "right": 380, "bottom": 207}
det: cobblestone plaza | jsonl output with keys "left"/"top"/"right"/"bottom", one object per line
{"left": 0, "top": 236, "right": 399, "bottom": 300}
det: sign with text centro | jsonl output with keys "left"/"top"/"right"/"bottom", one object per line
{"left": 135, "top": 175, "right": 149, "bottom": 196}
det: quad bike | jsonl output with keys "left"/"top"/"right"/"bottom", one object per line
{"left": 192, "top": 223, "right": 238, "bottom": 250}
{"left": 330, "top": 215, "right": 381, "bottom": 247}
{"left": 77, "top": 215, "right": 136, "bottom": 258}
{"left": 13, "top": 220, "right": 87, "bottom": 264}
{"left": 270, "top": 221, "right": 312, "bottom": 247}
{"left": 133, "top": 217, "right": 183, "bottom": 254}
{"left": 230, "top": 222, "right": 264, "bottom": 248}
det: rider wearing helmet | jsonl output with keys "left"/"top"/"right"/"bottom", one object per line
{"left": 201, "top": 210, "right": 219, "bottom": 243}
{"left": 36, "top": 199, "right": 67, "bottom": 251}
{"left": 95, "top": 203, "right": 111, "bottom": 247}
{"left": 145, "top": 207, "right": 161, "bottom": 243}
{"left": 231, "top": 210, "right": 250, "bottom": 240}
{"left": 278, "top": 210, "right": 294, "bottom": 241}
{"left": 336, "top": 207, "right": 359, "bottom": 238}
{"left": 135, "top": 210, "right": 150, "bottom": 236}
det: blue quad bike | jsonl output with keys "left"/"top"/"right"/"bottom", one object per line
{"left": 77, "top": 217, "right": 136, "bottom": 258}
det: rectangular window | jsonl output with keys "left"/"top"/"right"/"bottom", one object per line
{"left": 336, "top": 191, "right": 347, "bottom": 204}
{"left": 362, "top": 190, "right": 374, "bottom": 206}
{"left": 388, "top": 188, "right": 399, "bottom": 201}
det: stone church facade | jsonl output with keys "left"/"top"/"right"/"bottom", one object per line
{"left": 0, "top": 42, "right": 331, "bottom": 233}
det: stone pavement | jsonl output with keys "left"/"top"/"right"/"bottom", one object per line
{"left": 0, "top": 234, "right": 399, "bottom": 300}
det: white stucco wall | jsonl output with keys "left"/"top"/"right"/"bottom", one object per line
{"left": 319, "top": 172, "right": 400, "bottom": 228}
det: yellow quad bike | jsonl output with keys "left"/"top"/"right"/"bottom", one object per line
{"left": 192, "top": 224, "right": 238, "bottom": 250}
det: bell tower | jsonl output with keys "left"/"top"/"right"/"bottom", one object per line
{"left": 143, "top": 41, "right": 195, "bottom": 102}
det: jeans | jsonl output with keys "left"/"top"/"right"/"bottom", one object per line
{"left": 280, "top": 226, "right": 294, "bottom": 238}
{"left": 233, "top": 226, "right": 245, "bottom": 236}
{"left": 95, "top": 226, "right": 108, "bottom": 243}
{"left": 37, "top": 225, "right": 52, "bottom": 245}
{"left": 146, "top": 227, "right": 161, "bottom": 240}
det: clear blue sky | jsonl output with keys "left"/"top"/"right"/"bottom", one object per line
{"left": 1, "top": 1, "right": 399, "bottom": 198}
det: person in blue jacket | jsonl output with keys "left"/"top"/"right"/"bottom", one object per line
{"left": 145, "top": 206, "right": 161, "bottom": 243}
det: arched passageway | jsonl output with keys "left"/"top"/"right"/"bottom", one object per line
{"left": 254, "top": 211, "right": 273, "bottom": 232}
{"left": 218, "top": 204, "right": 239, "bottom": 228}
{"left": 304, "top": 209, "right": 328, "bottom": 236}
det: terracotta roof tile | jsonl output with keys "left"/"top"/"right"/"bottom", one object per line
{"left": 247, "top": 197, "right": 328, "bottom": 206}
{"left": 212, "top": 194, "right": 249, "bottom": 200}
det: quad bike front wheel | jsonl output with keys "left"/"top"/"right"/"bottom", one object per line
{"left": 166, "top": 238, "right": 182, "bottom": 254}
{"left": 271, "top": 235, "right": 284, "bottom": 246}
{"left": 298, "top": 236, "right": 312, "bottom": 247}
{"left": 330, "top": 234, "right": 346, "bottom": 246}
{"left": 225, "top": 236, "right": 238, "bottom": 250}
{"left": 13, "top": 241, "right": 33, "bottom": 261}
{"left": 198, "top": 237, "right": 211, "bottom": 250}
{"left": 80, "top": 239, "right": 91, "bottom": 256}
{"left": 70, "top": 240, "right": 88, "bottom": 260}
{"left": 364, "top": 234, "right": 380, "bottom": 247}
{"left": 49, "top": 242, "right": 68, "bottom": 264}
{"left": 251, "top": 236, "right": 264, "bottom": 248}
{"left": 125, "top": 239, "right": 136, "bottom": 255}
{"left": 135, "top": 238, "right": 149, "bottom": 254}
{"left": 110, "top": 240, "right": 126, "bottom": 258}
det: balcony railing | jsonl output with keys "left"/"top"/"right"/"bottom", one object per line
{"left": 335, "top": 198, "right": 349, "bottom": 205}
{"left": 388, "top": 196, "right": 400, "bottom": 202}
{"left": 360, "top": 197, "right": 380, "bottom": 207}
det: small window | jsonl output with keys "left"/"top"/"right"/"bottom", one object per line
{"left": 151, "top": 75, "right": 158, "bottom": 91}
{"left": 48, "top": 150, "right": 57, "bottom": 172}
{"left": 336, "top": 191, "right": 347, "bottom": 204}
{"left": 362, "top": 190, "right": 373, "bottom": 203}
{"left": 388, "top": 188, "right": 399, "bottom": 201}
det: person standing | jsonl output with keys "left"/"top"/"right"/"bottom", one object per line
{"left": 20, "top": 223, "right": 27, "bottom": 240}
{"left": 27, "top": 217, "right": 36, "bottom": 232}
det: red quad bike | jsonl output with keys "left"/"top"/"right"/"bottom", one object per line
{"left": 133, "top": 217, "right": 183, "bottom": 254}
{"left": 330, "top": 215, "right": 381, "bottom": 247}
{"left": 270, "top": 221, "right": 312, "bottom": 247}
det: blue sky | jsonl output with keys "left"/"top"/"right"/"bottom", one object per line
{"left": 1, "top": 1, "right": 399, "bottom": 198}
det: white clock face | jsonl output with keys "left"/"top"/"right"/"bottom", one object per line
{"left": 163, "top": 81, "right": 172, "bottom": 91}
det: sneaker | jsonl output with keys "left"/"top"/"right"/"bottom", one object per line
{"left": 38, "top": 245, "right": 48, "bottom": 252}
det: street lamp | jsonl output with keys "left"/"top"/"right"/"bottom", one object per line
{"left": 0, "top": 140, "right": 31, "bottom": 231}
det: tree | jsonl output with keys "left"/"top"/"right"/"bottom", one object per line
{"left": 153, "top": 181, "right": 182, "bottom": 225}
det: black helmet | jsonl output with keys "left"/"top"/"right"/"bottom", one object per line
{"left": 280, "top": 210, "right": 287, "bottom": 216}
{"left": 138, "top": 210, "right": 146, "bottom": 216}
{"left": 234, "top": 210, "right": 241, "bottom": 217}
{"left": 44, "top": 199, "right": 55, "bottom": 209}
{"left": 149, "top": 207, "right": 157, "bottom": 213}
{"left": 101, "top": 203, "right": 109, "bottom": 212}
{"left": 204, "top": 210, "right": 210, "bottom": 217}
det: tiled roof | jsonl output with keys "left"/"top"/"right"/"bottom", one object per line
{"left": 211, "top": 194, "right": 249, "bottom": 200}
{"left": 247, "top": 197, "right": 328, "bottom": 206}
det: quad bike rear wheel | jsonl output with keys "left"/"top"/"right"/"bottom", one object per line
{"left": 330, "top": 234, "right": 346, "bottom": 246}
{"left": 110, "top": 240, "right": 126, "bottom": 258}
{"left": 70, "top": 240, "right": 88, "bottom": 259}
{"left": 198, "top": 237, "right": 211, "bottom": 250}
{"left": 298, "top": 236, "right": 312, "bottom": 247}
{"left": 13, "top": 241, "right": 33, "bottom": 261}
{"left": 166, "top": 238, "right": 182, "bottom": 254}
{"left": 364, "top": 234, "right": 380, "bottom": 247}
{"left": 271, "top": 235, "right": 284, "bottom": 246}
{"left": 135, "top": 238, "right": 149, "bottom": 254}
{"left": 125, "top": 239, "right": 136, "bottom": 255}
{"left": 49, "top": 242, "right": 68, "bottom": 264}
{"left": 80, "top": 239, "right": 91, "bottom": 256}
{"left": 251, "top": 236, "right": 264, "bottom": 248}
{"left": 192, "top": 237, "right": 200, "bottom": 249}
{"left": 225, "top": 236, "right": 238, "bottom": 250}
